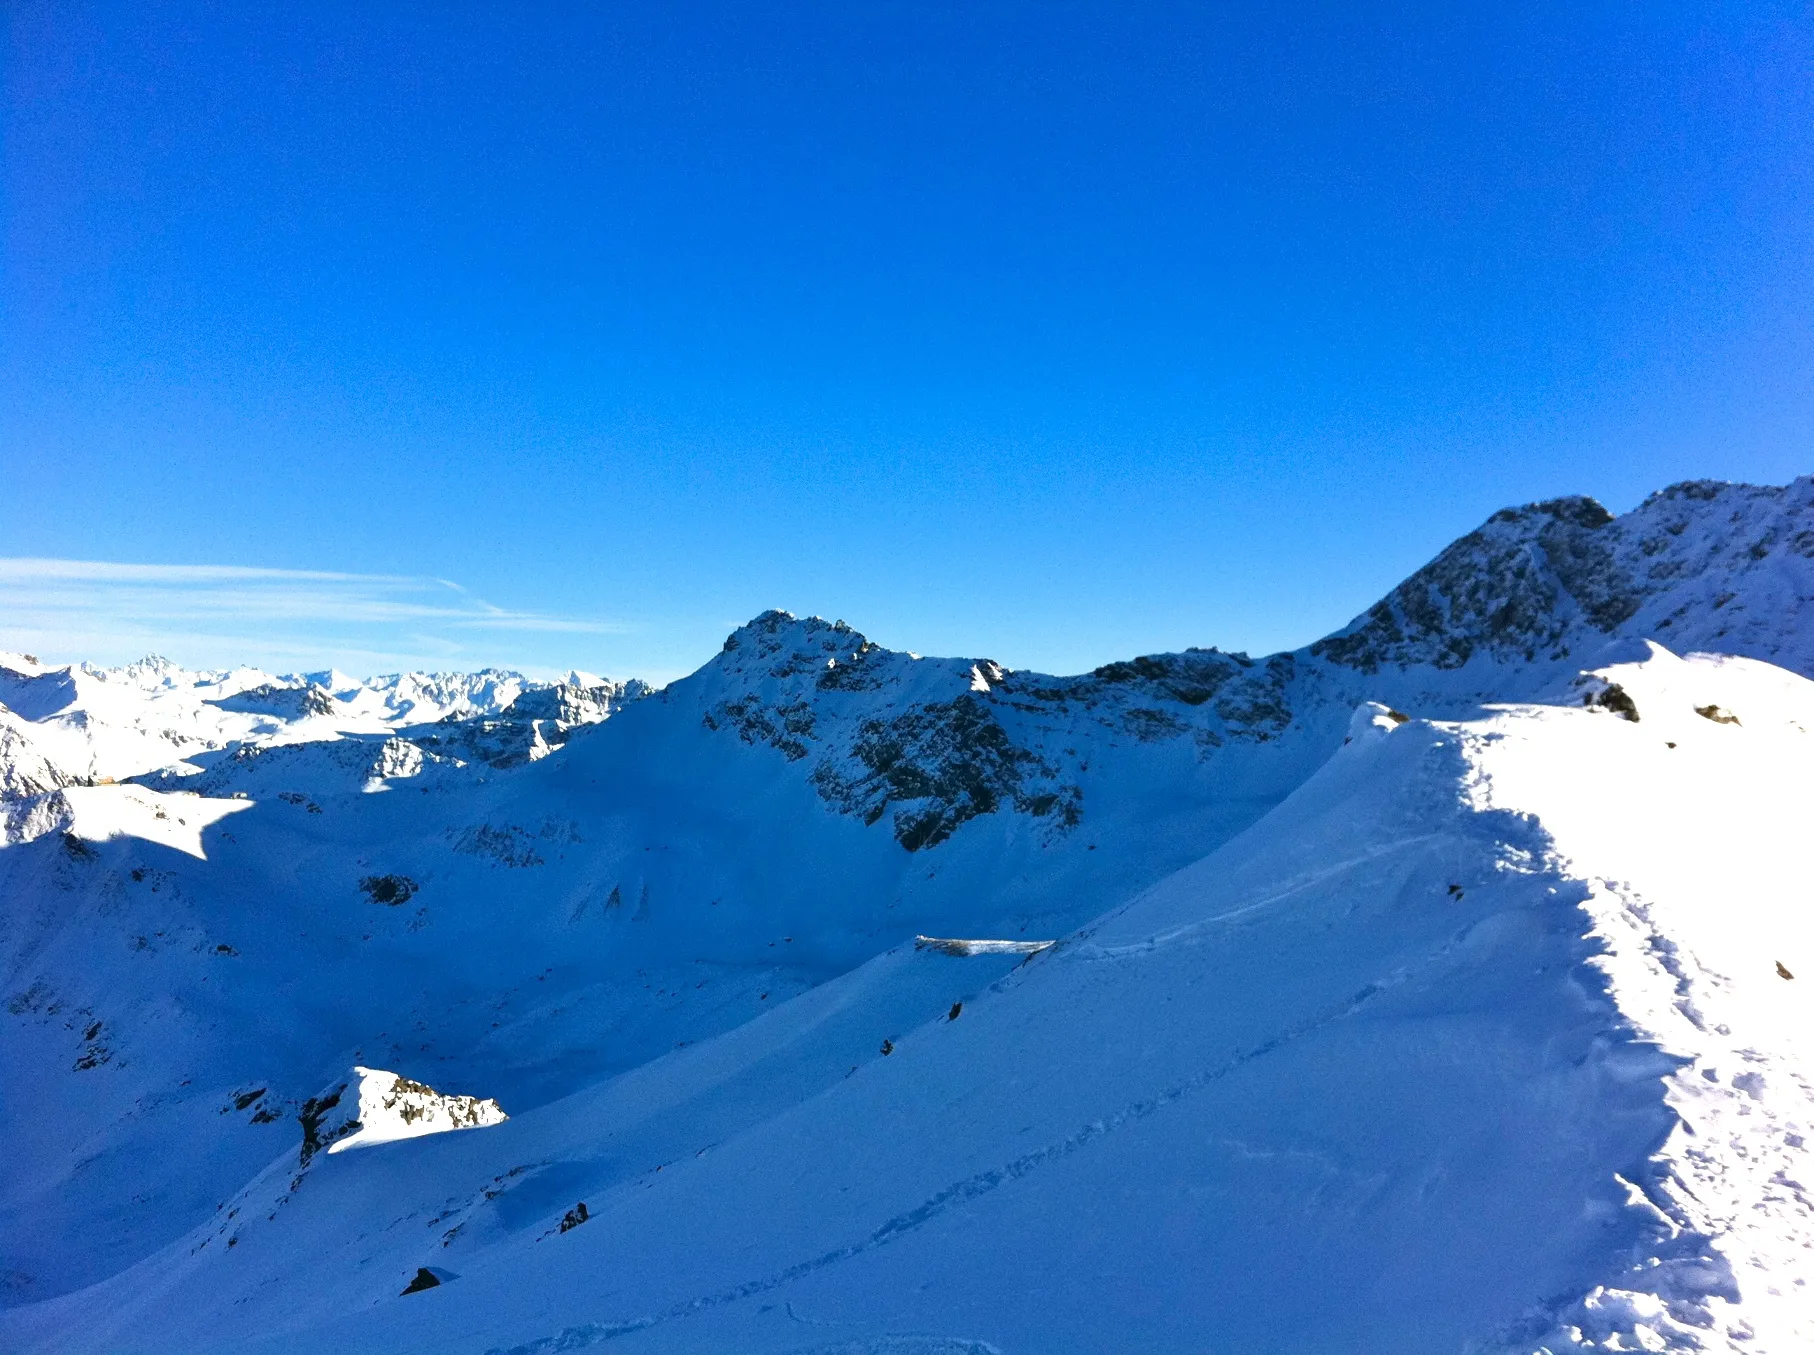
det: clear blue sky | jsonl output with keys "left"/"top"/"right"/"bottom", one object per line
{"left": 4, "top": 3, "right": 1812, "bottom": 681}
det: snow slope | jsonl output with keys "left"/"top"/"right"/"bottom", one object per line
{"left": 6, "top": 646, "right": 1808, "bottom": 1354}
{"left": 2, "top": 476, "right": 1812, "bottom": 1350}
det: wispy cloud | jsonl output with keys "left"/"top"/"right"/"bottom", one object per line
{"left": 0, "top": 560, "right": 416, "bottom": 584}
{"left": 0, "top": 558, "right": 634, "bottom": 677}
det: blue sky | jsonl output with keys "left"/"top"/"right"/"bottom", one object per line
{"left": 4, "top": 3, "right": 1812, "bottom": 681}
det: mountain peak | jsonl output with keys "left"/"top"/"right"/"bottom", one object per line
{"left": 1485, "top": 494, "right": 1615, "bottom": 530}
{"left": 720, "top": 609, "right": 869, "bottom": 654}
{"left": 1312, "top": 475, "right": 1814, "bottom": 676}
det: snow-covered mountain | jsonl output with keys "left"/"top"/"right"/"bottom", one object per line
{"left": 2, "top": 477, "right": 1811, "bottom": 1353}
{"left": 0, "top": 654, "right": 647, "bottom": 803}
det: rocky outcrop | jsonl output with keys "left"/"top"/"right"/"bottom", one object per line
{"left": 403, "top": 677, "right": 648, "bottom": 772}
{"left": 298, "top": 1067, "right": 506, "bottom": 1165}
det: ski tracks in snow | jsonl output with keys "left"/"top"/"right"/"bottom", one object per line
{"left": 482, "top": 960, "right": 1447, "bottom": 1355}
{"left": 1071, "top": 831, "right": 1448, "bottom": 961}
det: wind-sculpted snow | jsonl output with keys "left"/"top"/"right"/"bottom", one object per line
{"left": 2, "top": 476, "right": 1813, "bottom": 1351}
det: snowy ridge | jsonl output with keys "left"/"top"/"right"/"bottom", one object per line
{"left": 673, "top": 478, "right": 1814, "bottom": 857}
{"left": 2, "top": 477, "right": 1812, "bottom": 1352}
{"left": 1314, "top": 478, "right": 1814, "bottom": 675}
{"left": 1462, "top": 649, "right": 1814, "bottom": 1352}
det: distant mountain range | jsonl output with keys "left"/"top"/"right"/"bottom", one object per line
{"left": 3, "top": 476, "right": 1811, "bottom": 1355}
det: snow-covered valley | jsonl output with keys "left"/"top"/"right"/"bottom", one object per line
{"left": 3, "top": 478, "right": 1812, "bottom": 1353}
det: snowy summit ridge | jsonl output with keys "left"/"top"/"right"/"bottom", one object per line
{"left": 1314, "top": 479, "right": 1814, "bottom": 673}
{"left": 1, "top": 476, "right": 1812, "bottom": 1354}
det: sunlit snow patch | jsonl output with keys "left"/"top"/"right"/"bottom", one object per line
{"left": 914, "top": 935, "right": 1054, "bottom": 957}
{"left": 1, "top": 784, "right": 253, "bottom": 855}
{"left": 323, "top": 1066, "right": 508, "bottom": 1155}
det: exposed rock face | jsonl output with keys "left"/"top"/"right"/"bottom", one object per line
{"left": 816, "top": 693, "right": 1077, "bottom": 851}
{"left": 1584, "top": 681, "right": 1641, "bottom": 722}
{"left": 358, "top": 874, "right": 418, "bottom": 906}
{"left": 398, "top": 678, "right": 649, "bottom": 773}
{"left": 689, "top": 611, "right": 1335, "bottom": 851}
{"left": 297, "top": 1085, "right": 355, "bottom": 1166}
